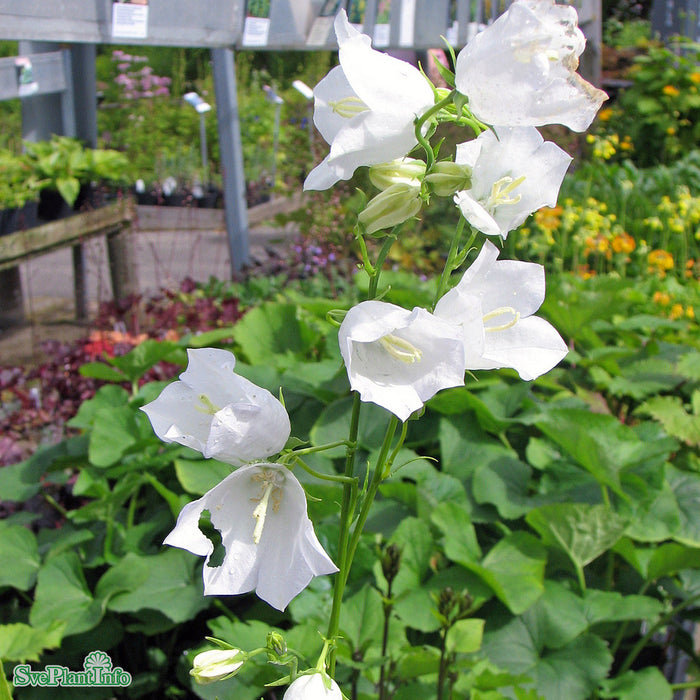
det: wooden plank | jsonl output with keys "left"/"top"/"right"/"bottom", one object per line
{"left": 0, "top": 198, "right": 134, "bottom": 270}
{"left": 133, "top": 191, "right": 304, "bottom": 233}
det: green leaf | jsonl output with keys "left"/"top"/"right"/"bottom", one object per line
{"left": 483, "top": 617, "right": 612, "bottom": 700}
{"left": 526, "top": 503, "right": 628, "bottom": 570}
{"left": 386, "top": 517, "right": 435, "bottom": 596}
{"left": 599, "top": 667, "right": 672, "bottom": 700}
{"left": 30, "top": 552, "right": 105, "bottom": 637}
{"left": 88, "top": 405, "right": 146, "bottom": 467}
{"left": 666, "top": 465, "right": 700, "bottom": 546}
{"left": 0, "top": 622, "right": 65, "bottom": 663}
{"left": 535, "top": 409, "right": 671, "bottom": 495}
{"left": 394, "top": 648, "right": 441, "bottom": 681}
{"left": 446, "top": 618, "right": 484, "bottom": 654}
{"left": 614, "top": 539, "right": 700, "bottom": 580}
{"left": 67, "top": 385, "right": 130, "bottom": 429}
{"left": 174, "top": 458, "right": 232, "bottom": 495}
{"left": 581, "top": 589, "right": 663, "bottom": 625}
{"left": 339, "top": 585, "right": 384, "bottom": 655}
{"left": 636, "top": 395, "right": 700, "bottom": 446}
{"left": 0, "top": 525, "right": 40, "bottom": 590}
{"left": 56, "top": 175, "right": 80, "bottom": 206}
{"left": 233, "top": 302, "right": 317, "bottom": 365}
{"left": 431, "top": 501, "right": 482, "bottom": 564}
{"left": 96, "top": 550, "right": 209, "bottom": 623}
{"left": 460, "top": 532, "right": 547, "bottom": 615}
{"left": 107, "top": 339, "right": 184, "bottom": 382}
{"left": 78, "top": 361, "right": 128, "bottom": 382}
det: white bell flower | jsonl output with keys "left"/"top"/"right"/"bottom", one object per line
{"left": 190, "top": 648, "right": 245, "bottom": 685}
{"left": 338, "top": 301, "right": 467, "bottom": 421}
{"left": 164, "top": 463, "right": 338, "bottom": 611}
{"left": 455, "top": 0, "right": 607, "bottom": 131}
{"left": 453, "top": 126, "right": 571, "bottom": 239}
{"left": 304, "top": 10, "right": 434, "bottom": 191}
{"left": 141, "top": 348, "right": 290, "bottom": 466}
{"left": 284, "top": 673, "right": 342, "bottom": 700}
{"left": 434, "top": 240, "right": 568, "bottom": 380}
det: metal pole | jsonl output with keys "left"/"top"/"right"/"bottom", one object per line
{"left": 211, "top": 47, "right": 250, "bottom": 274}
{"left": 271, "top": 99, "right": 281, "bottom": 198}
{"left": 199, "top": 111, "right": 208, "bottom": 184}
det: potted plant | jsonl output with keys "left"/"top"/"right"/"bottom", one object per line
{"left": 0, "top": 149, "right": 38, "bottom": 235}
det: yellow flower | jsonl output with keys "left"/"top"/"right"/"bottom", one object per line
{"left": 669, "top": 303, "right": 684, "bottom": 320}
{"left": 686, "top": 306, "right": 696, "bottom": 319}
{"left": 690, "top": 72, "right": 700, "bottom": 84}
{"left": 598, "top": 107, "right": 613, "bottom": 122}
{"left": 648, "top": 249, "right": 674, "bottom": 277}
{"left": 662, "top": 85, "right": 680, "bottom": 97}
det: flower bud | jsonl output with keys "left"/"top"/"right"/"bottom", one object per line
{"left": 358, "top": 183, "right": 422, "bottom": 236}
{"left": 425, "top": 161, "right": 472, "bottom": 196}
{"left": 381, "top": 543, "right": 402, "bottom": 585}
{"left": 267, "top": 631, "right": 287, "bottom": 661}
{"left": 369, "top": 158, "right": 426, "bottom": 191}
{"left": 190, "top": 648, "right": 246, "bottom": 685}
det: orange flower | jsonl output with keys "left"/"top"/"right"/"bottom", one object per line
{"left": 652, "top": 291, "right": 671, "bottom": 306}
{"left": 648, "top": 249, "right": 674, "bottom": 270}
{"left": 534, "top": 205, "right": 563, "bottom": 230}
{"left": 662, "top": 85, "right": 680, "bottom": 97}
{"left": 612, "top": 232, "right": 636, "bottom": 254}
{"left": 690, "top": 72, "right": 700, "bottom": 84}
{"left": 669, "top": 303, "right": 684, "bottom": 320}
{"left": 598, "top": 107, "right": 613, "bottom": 122}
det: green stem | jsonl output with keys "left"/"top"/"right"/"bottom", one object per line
{"left": 368, "top": 232, "right": 399, "bottom": 299}
{"left": 292, "top": 456, "right": 359, "bottom": 488}
{"left": 617, "top": 592, "right": 700, "bottom": 675}
{"left": 575, "top": 564, "right": 587, "bottom": 594}
{"left": 670, "top": 680, "right": 700, "bottom": 691}
{"left": 378, "top": 577, "right": 394, "bottom": 700}
{"left": 327, "top": 392, "right": 362, "bottom": 674}
{"left": 415, "top": 91, "right": 456, "bottom": 171}
{"left": 610, "top": 581, "right": 650, "bottom": 655}
{"left": 289, "top": 440, "right": 354, "bottom": 458}
{"left": 433, "top": 216, "right": 465, "bottom": 309}
{"left": 345, "top": 417, "right": 400, "bottom": 585}
{"left": 437, "top": 630, "right": 448, "bottom": 700}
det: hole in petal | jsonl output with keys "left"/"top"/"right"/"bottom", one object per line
{"left": 199, "top": 509, "right": 226, "bottom": 568}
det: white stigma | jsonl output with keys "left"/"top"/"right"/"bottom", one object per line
{"left": 196, "top": 394, "right": 220, "bottom": 415}
{"left": 483, "top": 306, "right": 521, "bottom": 332}
{"left": 379, "top": 333, "right": 423, "bottom": 364}
{"left": 487, "top": 175, "right": 525, "bottom": 210}
{"left": 250, "top": 469, "right": 284, "bottom": 545}
{"left": 328, "top": 96, "right": 370, "bottom": 119}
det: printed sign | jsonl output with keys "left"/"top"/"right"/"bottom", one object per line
{"left": 112, "top": 0, "right": 149, "bottom": 40}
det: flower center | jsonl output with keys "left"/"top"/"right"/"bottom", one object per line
{"left": 328, "top": 95, "right": 370, "bottom": 119}
{"left": 486, "top": 175, "right": 525, "bottom": 211}
{"left": 483, "top": 306, "right": 521, "bottom": 332}
{"left": 378, "top": 333, "right": 423, "bottom": 364}
{"left": 196, "top": 394, "right": 221, "bottom": 415}
{"left": 250, "top": 469, "right": 284, "bottom": 544}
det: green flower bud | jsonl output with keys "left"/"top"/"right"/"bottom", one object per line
{"left": 266, "top": 631, "right": 287, "bottom": 660}
{"left": 381, "top": 543, "right": 402, "bottom": 585}
{"left": 425, "top": 161, "right": 472, "bottom": 197}
{"left": 369, "top": 158, "right": 426, "bottom": 191}
{"left": 190, "top": 648, "right": 246, "bottom": 685}
{"left": 358, "top": 183, "right": 422, "bottom": 236}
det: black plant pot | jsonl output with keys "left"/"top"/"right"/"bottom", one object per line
{"left": 37, "top": 188, "right": 72, "bottom": 222}
{"left": 196, "top": 187, "right": 221, "bottom": 209}
{"left": 73, "top": 183, "right": 107, "bottom": 212}
{"left": 0, "top": 201, "right": 39, "bottom": 235}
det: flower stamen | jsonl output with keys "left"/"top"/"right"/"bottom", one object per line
{"left": 250, "top": 469, "right": 284, "bottom": 545}
{"left": 483, "top": 306, "right": 521, "bottom": 332}
{"left": 328, "top": 96, "right": 370, "bottom": 118}
{"left": 379, "top": 333, "right": 423, "bottom": 363}
{"left": 488, "top": 175, "right": 525, "bottom": 209}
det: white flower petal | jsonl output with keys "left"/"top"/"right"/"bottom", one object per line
{"left": 339, "top": 301, "right": 466, "bottom": 421}
{"left": 454, "top": 127, "right": 571, "bottom": 239}
{"left": 434, "top": 242, "right": 567, "bottom": 378}
{"left": 164, "top": 464, "right": 337, "bottom": 611}
{"left": 304, "top": 10, "right": 434, "bottom": 191}
{"left": 284, "top": 673, "right": 342, "bottom": 700}
{"left": 455, "top": 0, "right": 607, "bottom": 130}
{"left": 477, "top": 315, "right": 569, "bottom": 379}
{"left": 141, "top": 348, "right": 290, "bottom": 466}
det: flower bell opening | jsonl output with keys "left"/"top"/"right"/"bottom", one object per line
{"left": 483, "top": 306, "right": 521, "bottom": 332}
{"left": 378, "top": 333, "right": 423, "bottom": 364}
{"left": 328, "top": 95, "right": 369, "bottom": 118}
{"left": 250, "top": 468, "right": 284, "bottom": 545}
